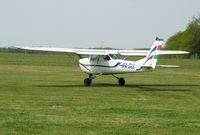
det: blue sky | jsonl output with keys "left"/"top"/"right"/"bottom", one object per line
{"left": 0, "top": 0, "right": 199, "bottom": 49}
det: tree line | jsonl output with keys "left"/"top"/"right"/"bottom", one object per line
{"left": 165, "top": 16, "right": 200, "bottom": 58}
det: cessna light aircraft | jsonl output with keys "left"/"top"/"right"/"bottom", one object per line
{"left": 10, "top": 37, "right": 188, "bottom": 86}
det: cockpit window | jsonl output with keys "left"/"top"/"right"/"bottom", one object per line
{"left": 104, "top": 55, "right": 111, "bottom": 61}
{"left": 108, "top": 54, "right": 120, "bottom": 59}
{"left": 90, "top": 55, "right": 99, "bottom": 61}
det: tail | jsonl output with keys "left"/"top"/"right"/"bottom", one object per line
{"left": 136, "top": 37, "right": 164, "bottom": 69}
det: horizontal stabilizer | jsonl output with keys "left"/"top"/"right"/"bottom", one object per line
{"left": 140, "top": 65, "right": 153, "bottom": 68}
{"left": 156, "top": 65, "right": 180, "bottom": 68}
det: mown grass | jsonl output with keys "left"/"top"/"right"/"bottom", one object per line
{"left": 0, "top": 53, "right": 200, "bottom": 135}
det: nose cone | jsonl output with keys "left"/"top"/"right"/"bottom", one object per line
{"left": 79, "top": 58, "right": 90, "bottom": 64}
{"left": 79, "top": 58, "right": 91, "bottom": 74}
{"left": 79, "top": 58, "right": 84, "bottom": 64}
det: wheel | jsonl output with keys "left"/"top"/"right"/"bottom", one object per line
{"left": 88, "top": 78, "right": 92, "bottom": 84}
{"left": 84, "top": 78, "right": 92, "bottom": 86}
{"left": 118, "top": 78, "right": 125, "bottom": 86}
{"left": 84, "top": 78, "right": 90, "bottom": 86}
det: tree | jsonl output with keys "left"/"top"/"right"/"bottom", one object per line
{"left": 165, "top": 16, "right": 200, "bottom": 57}
{"left": 187, "top": 17, "right": 200, "bottom": 54}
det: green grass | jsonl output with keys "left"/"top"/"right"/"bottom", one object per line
{"left": 0, "top": 53, "right": 200, "bottom": 135}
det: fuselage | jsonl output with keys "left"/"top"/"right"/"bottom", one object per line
{"left": 79, "top": 57, "right": 152, "bottom": 75}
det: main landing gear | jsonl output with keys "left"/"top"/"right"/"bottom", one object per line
{"left": 83, "top": 74, "right": 125, "bottom": 86}
{"left": 112, "top": 74, "right": 125, "bottom": 86}
{"left": 118, "top": 77, "right": 125, "bottom": 86}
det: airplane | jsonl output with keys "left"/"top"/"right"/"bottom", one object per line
{"left": 9, "top": 37, "right": 189, "bottom": 86}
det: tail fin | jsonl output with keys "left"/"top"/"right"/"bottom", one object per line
{"left": 140, "top": 37, "right": 164, "bottom": 69}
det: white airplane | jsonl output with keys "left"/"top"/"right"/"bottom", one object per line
{"left": 9, "top": 37, "right": 189, "bottom": 86}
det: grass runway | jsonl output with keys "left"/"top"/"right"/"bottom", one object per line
{"left": 0, "top": 53, "right": 200, "bottom": 135}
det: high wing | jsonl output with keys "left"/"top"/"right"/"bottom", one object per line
{"left": 9, "top": 46, "right": 108, "bottom": 55}
{"left": 8, "top": 46, "right": 189, "bottom": 56}
{"left": 117, "top": 50, "right": 189, "bottom": 56}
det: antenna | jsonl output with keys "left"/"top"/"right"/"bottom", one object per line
{"left": 100, "top": 41, "right": 105, "bottom": 49}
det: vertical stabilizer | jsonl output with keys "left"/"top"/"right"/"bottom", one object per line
{"left": 142, "top": 37, "right": 164, "bottom": 69}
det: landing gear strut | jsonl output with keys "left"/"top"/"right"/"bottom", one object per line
{"left": 112, "top": 75, "right": 125, "bottom": 86}
{"left": 83, "top": 74, "right": 125, "bottom": 86}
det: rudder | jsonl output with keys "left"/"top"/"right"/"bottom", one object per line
{"left": 143, "top": 37, "right": 164, "bottom": 69}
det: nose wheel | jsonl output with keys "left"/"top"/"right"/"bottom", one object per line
{"left": 84, "top": 78, "right": 92, "bottom": 86}
{"left": 84, "top": 74, "right": 95, "bottom": 86}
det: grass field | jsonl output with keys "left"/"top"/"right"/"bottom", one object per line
{"left": 0, "top": 53, "right": 200, "bottom": 135}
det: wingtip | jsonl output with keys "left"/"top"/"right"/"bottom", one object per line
{"left": 181, "top": 51, "right": 190, "bottom": 54}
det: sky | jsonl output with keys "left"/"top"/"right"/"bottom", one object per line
{"left": 0, "top": 0, "right": 199, "bottom": 49}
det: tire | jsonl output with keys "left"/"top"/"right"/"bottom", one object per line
{"left": 118, "top": 78, "right": 125, "bottom": 86}
{"left": 84, "top": 78, "right": 92, "bottom": 86}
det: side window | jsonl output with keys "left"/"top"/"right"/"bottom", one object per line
{"left": 90, "top": 55, "right": 99, "bottom": 61}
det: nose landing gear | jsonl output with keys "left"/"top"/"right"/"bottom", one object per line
{"left": 84, "top": 78, "right": 92, "bottom": 86}
{"left": 84, "top": 74, "right": 95, "bottom": 86}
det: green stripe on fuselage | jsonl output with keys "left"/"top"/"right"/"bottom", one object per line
{"left": 154, "top": 55, "right": 159, "bottom": 59}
